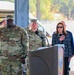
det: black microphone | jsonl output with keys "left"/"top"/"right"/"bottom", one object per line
{"left": 58, "top": 34, "right": 63, "bottom": 38}
{"left": 35, "top": 30, "right": 50, "bottom": 47}
{"left": 58, "top": 34, "right": 63, "bottom": 44}
{"left": 35, "top": 31, "right": 39, "bottom": 35}
{"left": 35, "top": 31, "right": 44, "bottom": 39}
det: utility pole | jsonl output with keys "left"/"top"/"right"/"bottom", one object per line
{"left": 36, "top": 0, "right": 40, "bottom": 21}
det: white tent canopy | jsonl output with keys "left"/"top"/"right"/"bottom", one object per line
{"left": 0, "top": 1, "right": 14, "bottom": 19}
{"left": 0, "top": 1, "right": 14, "bottom": 11}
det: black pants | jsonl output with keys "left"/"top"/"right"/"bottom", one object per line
{"left": 64, "top": 57, "right": 69, "bottom": 75}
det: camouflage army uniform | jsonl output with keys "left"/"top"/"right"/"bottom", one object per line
{"left": 37, "top": 30, "right": 47, "bottom": 47}
{"left": 25, "top": 28, "right": 47, "bottom": 75}
{"left": 0, "top": 26, "right": 29, "bottom": 75}
{"left": 26, "top": 28, "right": 46, "bottom": 51}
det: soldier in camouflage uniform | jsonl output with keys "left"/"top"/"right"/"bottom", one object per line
{"left": 26, "top": 19, "right": 47, "bottom": 51}
{"left": 26, "top": 19, "right": 47, "bottom": 75}
{"left": 0, "top": 15, "right": 29, "bottom": 75}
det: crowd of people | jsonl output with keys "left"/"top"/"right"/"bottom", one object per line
{"left": 0, "top": 14, "right": 74, "bottom": 75}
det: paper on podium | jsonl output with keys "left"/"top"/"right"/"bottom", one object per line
{"left": 54, "top": 44, "right": 65, "bottom": 50}
{"left": 37, "top": 47, "right": 49, "bottom": 50}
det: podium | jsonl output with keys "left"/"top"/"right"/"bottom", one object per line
{"left": 29, "top": 44, "right": 64, "bottom": 75}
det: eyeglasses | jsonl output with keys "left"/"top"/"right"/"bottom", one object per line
{"left": 57, "top": 26, "right": 63, "bottom": 28}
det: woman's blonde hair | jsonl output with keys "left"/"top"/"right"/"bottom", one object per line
{"left": 56, "top": 22, "right": 67, "bottom": 35}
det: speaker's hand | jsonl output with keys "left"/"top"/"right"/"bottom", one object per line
{"left": 59, "top": 35, "right": 65, "bottom": 41}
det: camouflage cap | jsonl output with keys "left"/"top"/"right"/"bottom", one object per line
{"left": 31, "top": 19, "right": 37, "bottom": 22}
{"left": 6, "top": 15, "right": 13, "bottom": 20}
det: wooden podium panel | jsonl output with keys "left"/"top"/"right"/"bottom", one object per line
{"left": 29, "top": 45, "right": 64, "bottom": 75}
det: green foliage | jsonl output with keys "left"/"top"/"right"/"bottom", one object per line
{"left": 29, "top": 0, "right": 74, "bottom": 20}
{"left": 29, "top": 0, "right": 53, "bottom": 20}
{"left": 40, "top": 0, "right": 51, "bottom": 20}
{"left": 29, "top": 0, "right": 36, "bottom": 13}
{"left": 59, "top": 0, "right": 74, "bottom": 20}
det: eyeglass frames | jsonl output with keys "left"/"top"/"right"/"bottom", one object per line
{"left": 57, "top": 26, "right": 63, "bottom": 28}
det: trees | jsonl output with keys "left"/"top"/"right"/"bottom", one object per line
{"left": 29, "top": 0, "right": 52, "bottom": 20}
{"left": 59, "top": 0, "right": 74, "bottom": 20}
{"left": 29, "top": 0, "right": 74, "bottom": 20}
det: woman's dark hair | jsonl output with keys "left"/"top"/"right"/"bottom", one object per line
{"left": 56, "top": 22, "right": 67, "bottom": 35}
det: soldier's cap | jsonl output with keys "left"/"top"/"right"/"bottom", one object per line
{"left": 6, "top": 15, "right": 14, "bottom": 20}
{"left": 31, "top": 19, "right": 37, "bottom": 22}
